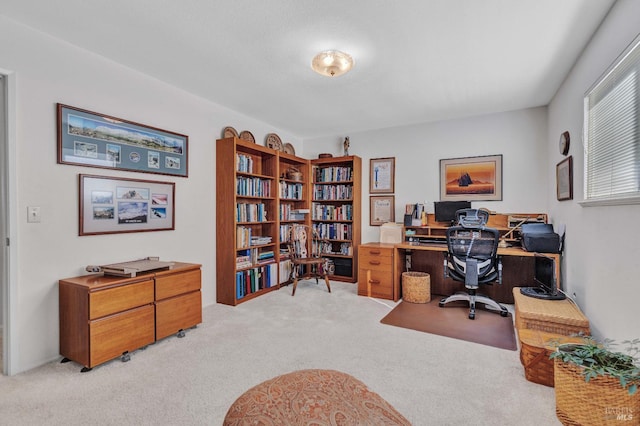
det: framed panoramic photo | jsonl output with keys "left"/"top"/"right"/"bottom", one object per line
{"left": 370, "top": 157, "right": 395, "bottom": 193}
{"left": 370, "top": 195, "right": 395, "bottom": 226}
{"left": 556, "top": 156, "right": 573, "bottom": 201}
{"left": 58, "top": 104, "right": 189, "bottom": 177}
{"left": 79, "top": 174, "right": 175, "bottom": 236}
{"left": 439, "top": 154, "right": 502, "bottom": 201}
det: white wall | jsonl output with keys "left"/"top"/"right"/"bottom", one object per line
{"left": 0, "top": 16, "right": 302, "bottom": 374}
{"left": 547, "top": 0, "right": 640, "bottom": 341}
{"left": 304, "top": 107, "right": 549, "bottom": 244}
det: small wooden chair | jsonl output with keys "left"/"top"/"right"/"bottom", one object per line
{"left": 286, "top": 224, "right": 331, "bottom": 296}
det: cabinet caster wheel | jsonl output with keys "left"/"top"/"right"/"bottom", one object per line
{"left": 177, "top": 329, "right": 186, "bottom": 338}
{"left": 81, "top": 367, "right": 92, "bottom": 373}
{"left": 469, "top": 312, "right": 475, "bottom": 320}
{"left": 121, "top": 352, "right": 131, "bottom": 362}
{"left": 61, "top": 357, "right": 71, "bottom": 364}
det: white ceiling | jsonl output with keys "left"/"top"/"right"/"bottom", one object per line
{"left": 1, "top": 0, "right": 615, "bottom": 139}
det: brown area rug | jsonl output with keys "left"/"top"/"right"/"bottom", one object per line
{"left": 380, "top": 299, "right": 517, "bottom": 351}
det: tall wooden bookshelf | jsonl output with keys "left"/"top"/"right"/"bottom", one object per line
{"left": 216, "top": 137, "right": 280, "bottom": 305}
{"left": 277, "top": 151, "right": 310, "bottom": 286}
{"left": 310, "top": 156, "right": 362, "bottom": 283}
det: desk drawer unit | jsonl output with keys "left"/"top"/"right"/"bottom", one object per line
{"left": 358, "top": 245, "right": 394, "bottom": 300}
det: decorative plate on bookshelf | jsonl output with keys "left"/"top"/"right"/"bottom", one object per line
{"left": 265, "top": 133, "right": 283, "bottom": 151}
{"left": 239, "top": 130, "right": 255, "bottom": 143}
{"left": 222, "top": 126, "right": 238, "bottom": 138}
{"left": 283, "top": 143, "right": 295, "bottom": 155}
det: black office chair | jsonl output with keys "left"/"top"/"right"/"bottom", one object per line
{"left": 439, "top": 208, "right": 509, "bottom": 320}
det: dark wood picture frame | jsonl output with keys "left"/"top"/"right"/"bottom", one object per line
{"left": 58, "top": 104, "right": 189, "bottom": 177}
{"left": 79, "top": 174, "right": 175, "bottom": 236}
{"left": 370, "top": 195, "right": 395, "bottom": 226}
{"left": 556, "top": 156, "right": 573, "bottom": 201}
{"left": 369, "top": 157, "right": 395, "bottom": 193}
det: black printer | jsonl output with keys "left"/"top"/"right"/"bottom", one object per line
{"left": 520, "top": 223, "right": 561, "bottom": 253}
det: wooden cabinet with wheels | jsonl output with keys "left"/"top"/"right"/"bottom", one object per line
{"left": 358, "top": 243, "right": 400, "bottom": 300}
{"left": 59, "top": 262, "right": 201, "bottom": 371}
{"left": 154, "top": 266, "right": 202, "bottom": 340}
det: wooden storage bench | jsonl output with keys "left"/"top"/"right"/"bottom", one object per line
{"left": 513, "top": 288, "right": 590, "bottom": 335}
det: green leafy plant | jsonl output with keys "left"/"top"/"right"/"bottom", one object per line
{"left": 549, "top": 336, "right": 640, "bottom": 395}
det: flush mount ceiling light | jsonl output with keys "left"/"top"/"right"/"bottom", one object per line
{"left": 311, "top": 50, "right": 354, "bottom": 77}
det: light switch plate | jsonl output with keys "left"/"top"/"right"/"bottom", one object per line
{"left": 27, "top": 206, "right": 41, "bottom": 223}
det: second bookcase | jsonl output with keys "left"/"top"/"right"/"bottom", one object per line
{"left": 310, "top": 156, "right": 362, "bottom": 283}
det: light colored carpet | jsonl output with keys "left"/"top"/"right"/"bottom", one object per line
{"left": 0, "top": 281, "right": 560, "bottom": 425}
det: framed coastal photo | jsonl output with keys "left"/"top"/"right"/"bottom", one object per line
{"left": 439, "top": 154, "right": 502, "bottom": 201}
{"left": 58, "top": 104, "right": 189, "bottom": 177}
{"left": 79, "top": 174, "right": 175, "bottom": 236}
{"left": 556, "top": 156, "right": 573, "bottom": 201}
{"left": 370, "top": 195, "right": 395, "bottom": 226}
{"left": 370, "top": 157, "right": 395, "bottom": 193}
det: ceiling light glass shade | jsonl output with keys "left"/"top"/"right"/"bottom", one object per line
{"left": 311, "top": 50, "right": 354, "bottom": 77}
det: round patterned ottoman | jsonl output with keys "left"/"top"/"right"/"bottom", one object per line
{"left": 223, "top": 369, "right": 411, "bottom": 425}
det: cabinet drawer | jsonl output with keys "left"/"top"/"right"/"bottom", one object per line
{"left": 155, "top": 269, "right": 201, "bottom": 300}
{"left": 155, "top": 291, "right": 202, "bottom": 340}
{"left": 89, "top": 304, "right": 155, "bottom": 368}
{"left": 359, "top": 254, "right": 393, "bottom": 270}
{"left": 358, "top": 268, "right": 393, "bottom": 299}
{"left": 359, "top": 246, "right": 393, "bottom": 258}
{"left": 89, "top": 280, "right": 154, "bottom": 319}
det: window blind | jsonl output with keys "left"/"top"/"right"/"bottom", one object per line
{"left": 584, "top": 34, "right": 640, "bottom": 203}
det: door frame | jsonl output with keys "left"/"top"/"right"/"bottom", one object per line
{"left": 1, "top": 69, "right": 17, "bottom": 375}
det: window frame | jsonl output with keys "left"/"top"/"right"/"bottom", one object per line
{"left": 581, "top": 32, "right": 640, "bottom": 207}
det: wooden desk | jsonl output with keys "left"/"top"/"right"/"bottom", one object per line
{"left": 393, "top": 243, "right": 560, "bottom": 304}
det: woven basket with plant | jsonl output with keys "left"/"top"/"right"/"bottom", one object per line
{"left": 550, "top": 336, "right": 639, "bottom": 425}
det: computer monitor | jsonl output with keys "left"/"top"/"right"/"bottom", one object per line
{"left": 434, "top": 201, "right": 471, "bottom": 224}
{"left": 520, "top": 253, "right": 566, "bottom": 300}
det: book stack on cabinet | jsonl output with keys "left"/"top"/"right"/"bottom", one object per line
{"left": 216, "top": 136, "right": 362, "bottom": 304}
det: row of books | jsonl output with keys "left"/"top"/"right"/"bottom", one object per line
{"left": 236, "top": 226, "right": 252, "bottom": 249}
{"left": 236, "top": 263, "right": 278, "bottom": 299}
{"left": 280, "top": 204, "right": 308, "bottom": 221}
{"left": 314, "top": 241, "right": 353, "bottom": 256}
{"left": 236, "top": 202, "right": 267, "bottom": 223}
{"left": 312, "top": 203, "right": 352, "bottom": 221}
{"left": 279, "top": 181, "right": 304, "bottom": 200}
{"left": 236, "top": 153, "right": 254, "bottom": 174}
{"left": 236, "top": 247, "right": 274, "bottom": 267}
{"left": 236, "top": 176, "right": 272, "bottom": 197}
{"left": 315, "top": 166, "right": 353, "bottom": 183}
{"left": 313, "top": 184, "right": 353, "bottom": 200}
{"left": 313, "top": 223, "right": 352, "bottom": 240}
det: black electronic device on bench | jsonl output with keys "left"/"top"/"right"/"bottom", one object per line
{"left": 520, "top": 253, "right": 566, "bottom": 300}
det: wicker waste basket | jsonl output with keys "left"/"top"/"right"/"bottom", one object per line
{"left": 402, "top": 272, "right": 430, "bottom": 303}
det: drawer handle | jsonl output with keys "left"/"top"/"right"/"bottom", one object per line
{"left": 369, "top": 250, "right": 381, "bottom": 255}
{"left": 368, "top": 279, "right": 381, "bottom": 284}
{"left": 368, "top": 261, "right": 381, "bottom": 265}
